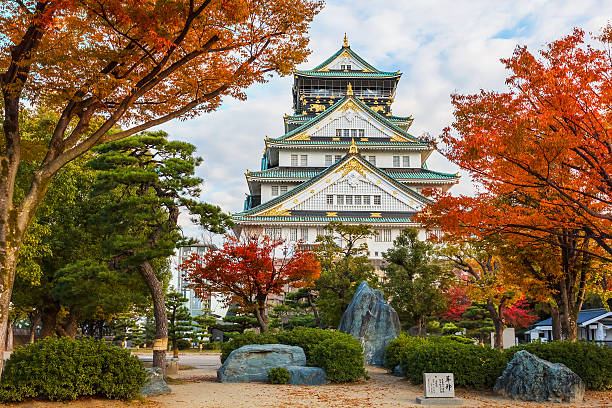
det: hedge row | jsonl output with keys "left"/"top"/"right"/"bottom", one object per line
{"left": 0, "top": 337, "right": 146, "bottom": 402}
{"left": 386, "top": 334, "right": 612, "bottom": 391}
{"left": 221, "top": 327, "right": 367, "bottom": 383}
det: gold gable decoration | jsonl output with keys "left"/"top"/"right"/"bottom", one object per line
{"left": 346, "top": 82, "right": 354, "bottom": 96}
{"left": 335, "top": 157, "right": 368, "bottom": 178}
{"left": 349, "top": 138, "right": 358, "bottom": 154}
{"left": 259, "top": 205, "right": 291, "bottom": 217}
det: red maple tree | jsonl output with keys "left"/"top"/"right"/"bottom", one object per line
{"left": 180, "top": 235, "right": 321, "bottom": 332}
{"left": 441, "top": 285, "right": 471, "bottom": 322}
{"left": 503, "top": 298, "right": 537, "bottom": 329}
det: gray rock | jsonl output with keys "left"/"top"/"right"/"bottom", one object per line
{"left": 218, "top": 344, "right": 307, "bottom": 383}
{"left": 285, "top": 366, "right": 327, "bottom": 385}
{"left": 338, "top": 281, "right": 401, "bottom": 366}
{"left": 393, "top": 364, "right": 404, "bottom": 377}
{"left": 140, "top": 367, "right": 171, "bottom": 397}
{"left": 494, "top": 350, "right": 584, "bottom": 403}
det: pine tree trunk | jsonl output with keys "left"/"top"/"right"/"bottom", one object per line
{"left": 41, "top": 306, "right": 60, "bottom": 338}
{"left": 139, "top": 262, "right": 168, "bottom": 374}
{"left": 254, "top": 299, "right": 269, "bottom": 333}
{"left": 306, "top": 291, "right": 323, "bottom": 329}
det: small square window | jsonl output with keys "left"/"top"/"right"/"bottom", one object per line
{"left": 375, "top": 229, "right": 382, "bottom": 242}
{"left": 326, "top": 195, "right": 333, "bottom": 205}
{"left": 300, "top": 155, "right": 307, "bottom": 166}
{"left": 343, "top": 129, "right": 350, "bottom": 137}
{"left": 363, "top": 195, "right": 371, "bottom": 205}
{"left": 358, "top": 129, "right": 365, "bottom": 137}
{"left": 374, "top": 195, "right": 381, "bottom": 205}
{"left": 289, "top": 228, "right": 298, "bottom": 241}
{"left": 368, "top": 156, "right": 376, "bottom": 165}
{"left": 403, "top": 156, "right": 410, "bottom": 167}
{"left": 325, "top": 155, "right": 332, "bottom": 166}
{"left": 336, "top": 129, "right": 342, "bottom": 137}
{"left": 271, "top": 186, "right": 279, "bottom": 196}
{"left": 337, "top": 195, "right": 344, "bottom": 205}
{"left": 291, "top": 154, "right": 298, "bottom": 166}
{"left": 335, "top": 155, "right": 342, "bottom": 162}
{"left": 354, "top": 195, "right": 362, "bottom": 205}
{"left": 393, "top": 156, "right": 400, "bottom": 167}
{"left": 300, "top": 228, "right": 309, "bottom": 241}
{"left": 345, "top": 195, "right": 353, "bottom": 205}
{"left": 280, "top": 186, "right": 287, "bottom": 194}
{"left": 384, "top": 230, "right": 392, "bottom": 242}
{"left": 351, "top": 129, "right": 358, "bottom": 138}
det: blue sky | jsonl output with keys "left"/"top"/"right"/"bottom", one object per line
{"left": 158, "top": 0, "right": 612, "bottom": 238}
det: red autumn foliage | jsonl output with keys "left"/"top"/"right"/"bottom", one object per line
{"left": 503, "top": 298, "right": 538, "bottom": 329}
{"left": 441, "top": 285, "right": 471, "bottom": 322}
{"left": 180, "top": 235, "right": 320, "bottom": 332}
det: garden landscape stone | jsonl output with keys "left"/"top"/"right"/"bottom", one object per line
{"left": 286, "top": 366, "right": 327, "bottom": 385}
{"left": 140, "top": 367, "right": 171, "bottom": 397}
{"left": 494, "top": 350, "right": 585, "bottom": 403}
{"left": 393, "top": 364, "right": 404, "bottom": 377}
{"left": 218, "top": 344, "right": 307, "bottom": 383}
{"left": 338, "top": 280, "right": 401, "bottom": 365}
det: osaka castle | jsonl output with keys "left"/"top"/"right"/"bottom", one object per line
{"left": 232, "top": 36, "right": 457, "bottom": 264}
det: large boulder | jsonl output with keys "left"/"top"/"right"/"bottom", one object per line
{"left": 338, "top": 281, "right": 401, "bottom": 366}
{"left": 218, "top": 344, "right": 306, "bottom": 383}
{"left": 140, "top": 367, "right": 171, "bottom": 397}
{"left": 286, "top": 366, "right": 327, "bottom": 385}
{"left": 494, "top": 350, "right": 585, "bottom": 403}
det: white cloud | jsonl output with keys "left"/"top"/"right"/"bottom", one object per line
{"left": 156, "top": 0, "right": 612, "bottom": 237}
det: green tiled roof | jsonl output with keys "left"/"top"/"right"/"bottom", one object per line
{"left": 236, "top": 153, "right": 431, "bottom": 217}
{"left": 304, "top": 45, "right": 400, "bottom": 76}
{"left": 232, "top": 215, "right": 415, "bottom": 223}
{"left": 285, "top": 114, "right": 412, "bottom": 122}
{"left": 248, "top": 167, "right": 457, "bottom": 181}
{"left": 296, "top": 70, "right": 400, "bottom": 78}
{"left": 273, "top": 96, "right": 423, "bottom": 143}
{"left": 269, "top": 140, "right": 428, "bottom": 147}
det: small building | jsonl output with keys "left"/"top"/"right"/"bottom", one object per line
{"left": 525, "top": 308, "right": 612, "bottom": 345}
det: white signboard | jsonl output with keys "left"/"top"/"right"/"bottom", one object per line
{"left": 424, "top": 373, "right": 455, "bottom": 398}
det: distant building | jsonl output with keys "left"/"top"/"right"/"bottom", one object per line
{"left": 171, "top": 244, "right": 227, "bottom": 318}
{"left": 525, "top": 308, "right": 612, "bottom": 345}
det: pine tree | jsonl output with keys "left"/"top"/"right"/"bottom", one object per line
{"left": 166, "top": 290, "right": 193, "bottom": 358}
{"left": 191, "top": 311, "right": 217, "bottom": 350}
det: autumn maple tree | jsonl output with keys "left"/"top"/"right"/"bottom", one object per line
{"left": 181, "top": 235, "right": 321, "bottom": 332}
{"left": 419, "top": 27, "right": 612, "bottom": 342}
{"left": 0, "top": 0, "right": 322, "bottom": 372}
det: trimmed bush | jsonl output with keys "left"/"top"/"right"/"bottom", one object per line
{"left": 399, "top": 340, "right": 507, "bottom": 389}
{"left": 384, "top": 333, "right": 427, "bottom": 370}
{"left": 0, "top": 337, "right": 146, "bottom": 402}
{"left": 268, "top": 367, "right": 291, "bottom": 384}
{"left": 310, "top": 334, "right": 367, "bottom": 383}
{"left": 505, "top": 341, "right": 612, "bottom": 391}
{"left": 220, "top": 327, "right": 367, "bottom": 383}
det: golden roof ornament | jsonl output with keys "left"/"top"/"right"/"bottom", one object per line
{"left": 346, "top": 82, "right": 353, "bottom": 96}
{"left": 344, "top": 33, "right": 349, "bottom": 47}
{"left": 349, "top": 137, "right": 358, "bottom": 154}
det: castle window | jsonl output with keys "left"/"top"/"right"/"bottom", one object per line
{"left": 291, "top": 154, "right": 298, "bottom": 166}
{"left": 354, "top": 195, "right": 362, "bottom": 205}
{"left": 337, "top": 195, "right": 344, "bottom": 205}
{"left": 316, "top": 228, "right": 325, "bottom": 237}
{"left": 325, "top": 155, "right": 332, "bottom": 166}
{"left": 368, "top": 156, "right": 376, "bottom": 165}
{"left": 402, "top": 156, "right": 410, "bottom": 167}
{"left": 393, "top": 156, "right": 400, "bottom": 167}
{"left": 300, "top": 155, "right": 308, "bottom": 166}
{"left": 280, "top": 186, "right": 287, "bottom": 194}
{"left": 300, "top": 228, "right": 309, "bottom": 241}
{"left": 374, "top": 195, "right": 381, "bottom": 205}
{"left": 326, "top": 195, "right": 333, "bottom": 205}
{"left": 343, "top": 129, "right": 350, "bottom": 137}
{"left": 335, "top": 155, "right": 342, "bottom": 162}
{"left": 289, "top": 228, "right": 298, "bottom": 241}
{"left": 359, "top": 129, "right": 365, "bottom": 137}
{"left": 363, "top": 195, "right": 371, "bottom": 205}
{"left": 384, "top": 229, "right": 392, "bottom": 242}
{"left": 336, "top": 129, "right": 342, "bottom": 137}
{"left": 351, "top": 129, "right": 358, "bottom": 138}
{"left": 345, "top": 195, "right": 353, "bottom": 205}
{"left": 271, "top": 186, "right": 279, "bottom": 196}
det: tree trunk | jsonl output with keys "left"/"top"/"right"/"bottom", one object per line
{"left": 550, "top": 304, "right": 561, "bottom": 341}
{"left": 58, "top": 312, "right": 79, "bottom": 338}
{"left": 40, "top": 307, "right": 59, "bottom": 338}
{"left": 416, "top": 316, "right": 426, "bottom": 337}
{"left": 139, "top": 261, "right": 167, "bottom": 374}
{"left": 28, "top": 310, "right": 41, "bottom": 343}
{"left": 486, "top": 300, "right": 504, "bottom": 350}
{"left": 173, "top": 340, "right": 179, "bottom": 358}
{"left": 0, "top": 245, "right": 19, "bottom": 375}
{"left": 254, "top": 299, "right": 269, "bottom": 333}
{"left": 306, "top": 291, "right": 323, "bottom": 329}
{"left": 5, "top": 320, "right": 13, "bottom": 352}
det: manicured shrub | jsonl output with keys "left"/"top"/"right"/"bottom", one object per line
{"left": 176, "top": 339, "right": 192, "bottom": 350}
{"left": 400, "top": 341, "right": 507, "bottom": 389}
{"left": 0, "top": 337, "right": 146, "bottom": 402}
{"left": 309, "top": 334, "right": 367, "bottom": 383}
{"left": 504, "top": 341, "right": 612, "bottom": 391}
{"left": 275, "top": 327, "right": 340, "bottom": 361}
{"left": 268, "top": 367, "right": 291, "bottom": 384}
{"left": 384, "top": 333, "right": 427, "bottom": 370}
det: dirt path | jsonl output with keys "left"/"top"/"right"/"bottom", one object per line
{"left": 9, "top": 353, "right": 612, "bottom": 407}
